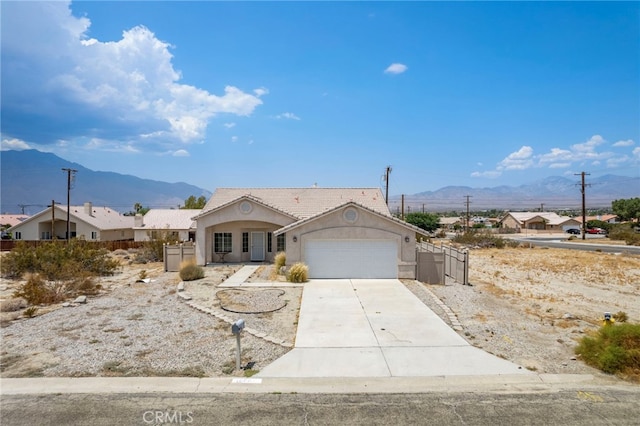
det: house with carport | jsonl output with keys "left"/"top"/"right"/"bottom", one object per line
{"left": 193, "top": 187, "right": 427, "bottom": 279}
{"left": 7, "top": 202, "right": 134, "bottom": 241}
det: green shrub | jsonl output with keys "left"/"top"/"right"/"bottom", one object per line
{"left": 14, "top": 274, "right": 64, "bottom": 305}
{"left": 575, "top": 323, "right": 640, "bottom": 379}
{"left": 0, "top": 240, "right": 119, "bottom": 279}
{"left": 179, "top": 261, "right": 204, "bottom": 281}
{"left": 608, "top": 224, "right": 640, "bottom": 246}
{"left": 274, "top": 252, "right": 286, "bottom": 271}
{"left": 287, "top": 262, "right": 308, "bottom": 283}
{"left": 452, "top": 230, "right": 510, "bottom": 249}
{"left": 23, "top": 307, "right": 39, "bottom": 318}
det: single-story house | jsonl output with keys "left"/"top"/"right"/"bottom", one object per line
{"left": 8, "top": 202, "right": 134, "bottom": 241}
{"left": 499, "top": 212, "right": 580, "bottom": 231}
{"left": 573, "top": 215, "right": 619, "bottom": 224}
{"left": 439, "top": 217, "right": 463, "bottom": 230}
{"left": 193, "top": 187, "right": 427, "bottom": 279}
{"left": 133, "top": 209, "right": 200, "bottom": 242}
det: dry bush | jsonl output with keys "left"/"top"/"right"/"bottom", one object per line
{"left": 179, "top": 260, "right": 204, "bottom": 281}
{"left": 287, "top": 262, "right": 308, "bottom": 283}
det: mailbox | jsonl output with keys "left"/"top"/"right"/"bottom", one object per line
{"left": 232, "top": 319, "right": 245, "bottom": 335}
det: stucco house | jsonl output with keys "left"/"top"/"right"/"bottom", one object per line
{"left": 8, "top": 202, "right": 134, "bottom": 241}
{"left": 133, "top": 209, "right": 200, "bottom": 242}
{"left": 193, "top": 188, "right": 427, "bottom": 279}
{"left": 499, "top": 211, "right": 580, "bottom": 232}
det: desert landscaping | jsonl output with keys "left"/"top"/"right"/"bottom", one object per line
{"left": 1, "top": 244, "right": 639, "bottom": 382}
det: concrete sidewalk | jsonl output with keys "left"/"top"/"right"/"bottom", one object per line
{"left": 258, "top": 279, "right": 531, "bottom": 378}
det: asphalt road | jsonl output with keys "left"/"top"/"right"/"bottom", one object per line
{"left": 2, "top": 390, "right": 640, "bottom": 425}
{"left": 514, "top": 237, "right": 640, "bottom": 254}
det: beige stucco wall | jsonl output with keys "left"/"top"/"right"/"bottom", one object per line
{"left": 283, "top": 206, "right": 418, "bottom": 279}
{"left": 195, "top": 200, "right": 296, "bottom": 265}
{"left": 134, "top": 229, "right": 191, "bottom": 242}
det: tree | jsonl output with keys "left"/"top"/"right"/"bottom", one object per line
{"left": 404, "top": 212, "right": 440, "bottom": 233}
{"left": 182, "top": 195, "right": 207, "bottom": 209}
{"left": 612, "top": 198, "right": 640, "bottom": 222}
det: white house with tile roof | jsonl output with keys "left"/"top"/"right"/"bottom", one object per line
{"left": 7, "top": 202, "right": 134, "bottom": 241}
{"left": 133, "top": 209, "right": 200, "bottom": 242}
{"left": 193, "top": 187, "right": 427, "bottom": 279}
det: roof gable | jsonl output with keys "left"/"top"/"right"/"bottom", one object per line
{"left": 135, "top": 209, "right": 200, "bottom": 230}
{"left": 274, "top": 201, "right": 428, "bottom": 236}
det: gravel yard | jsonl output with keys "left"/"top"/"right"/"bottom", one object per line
{"left": 1, "top": 245, "right": 638, "bottom": 382}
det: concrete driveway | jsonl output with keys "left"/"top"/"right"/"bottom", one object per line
{"left": 258, "top": 279, "right": 531, "bottom": 378}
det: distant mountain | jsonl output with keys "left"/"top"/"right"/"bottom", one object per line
{"left": 392, "top": 175, "right": 640, "bottom": 212}
{"left": 0, "top": 150, "right": 211, "bottom": 214}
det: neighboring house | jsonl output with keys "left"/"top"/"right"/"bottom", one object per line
{"left": 439, "top": 217, "right": 463, "bottom": 230}
{"left": 133, "top": 209, "right": 200, "bottom": 242}
{"left": 8, "top": 202, "right": 134, "bottom": 241}
{"left": 0, "top": 214, "right": 30, "bottom": 228}
{"left": 499, "top": 212, "right": 580, "bottom": 231}
{"left": 574, "top": 215, "right": 619, "bottom": 225}
{"left": 193, "top": 188, "right": 427, "bottom": 279}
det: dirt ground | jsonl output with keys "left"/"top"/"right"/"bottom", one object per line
{"left": 1, "top": 246, "right": 639, "bottom": 381}
{"left": 427, "top": 246, "right": 640, "bottom": 379}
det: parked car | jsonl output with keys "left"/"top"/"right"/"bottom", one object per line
{"left": 565, "top": 228, "right": 581, "bottom": 235}
{"left": 586, "top": 227, "right": 606, "bottom": 235}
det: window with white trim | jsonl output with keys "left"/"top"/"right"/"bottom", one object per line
{"left": 267, "top": 232, "right": 272, "bottom": 252}
{"left": 276, "top": 233, "right": 286, "bottom": 252}
{"left": 14, "top": 231, "right": 22, "bottom": 240}
{"left": 214, "top": 232, "right": 232, "bottom": 253}
{"left": 91, "top": 231, "right": 98, "bottom": 240}
{"left": 41, "top": 231, "right": 51, "bottom": 240}
{"left": 242, "top": 232, "right": 249, "bottom": 253}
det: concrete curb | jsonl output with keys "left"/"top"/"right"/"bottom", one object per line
{"left": 176, "top": 278, "right": 294, "bottom": 348}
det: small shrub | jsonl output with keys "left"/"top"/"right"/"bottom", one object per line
{"left": 14, "top": 274, "right": 64, "bottom": 305}
{"left": 274, "top": 252, "right": 286, "bottom": 271}
{"left": 575, "top": 323, "right": 640, "bottom": 379}
{"left": 23, "top": 307, "right": 38, "bottom": 318}
{"left": 179, "top": 261, "right": 204, "bottom": 281}
{"left": 452, "top": 230, "right": 508, "bottom": 249}
{"left": 614, "top": 311, "right": 629, "bottom": 323}
{"left": 287, "top": 262, "right": 308, "bottom": 283}
{"left": 138, "top": 270, "right": 148, "bottom": 280}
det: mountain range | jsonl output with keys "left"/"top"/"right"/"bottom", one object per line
{"left": 1, "top": 150, "right": 211, "bottom": 215}
{"left": 1, "top": 149, "right": 637, "bottom": 215}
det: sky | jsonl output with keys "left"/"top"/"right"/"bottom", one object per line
{"left": 1, "top": 1, "right": 639, "bottom": 196}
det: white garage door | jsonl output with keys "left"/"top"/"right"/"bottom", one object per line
{"left": 304, "top": 240, "right": 397, "bottom": 279}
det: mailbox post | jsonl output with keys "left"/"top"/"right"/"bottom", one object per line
{"left": 231, "top": 319, "right": 245, "bottom": 371}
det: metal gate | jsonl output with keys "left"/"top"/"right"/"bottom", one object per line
{"left": 417, "top": 242, "right": 469, "bottom": 285}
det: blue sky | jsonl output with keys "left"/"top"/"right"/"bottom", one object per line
{"left": 1, "top": 1, "right": 638, "bottom": 196}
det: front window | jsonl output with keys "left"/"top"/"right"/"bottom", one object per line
{"left": 14, "top": 231, "right": 22, "bottom": 240}
{"left": 41, "top": 231, "right": 51, "bottom": 240}
{"left": 214, "top": 232, "right": 232, "bottom": 253}
{"left": 276, "top": 233, "right": 286, "bottom": 252}
{"left": 267, "top": 232, "right": 272, "bottom": 252}
{"left": 91, "top": 231, "right": 98, "bottom": 240}
{"left": 242, "top": 232, "right": 249, "bottom": 253}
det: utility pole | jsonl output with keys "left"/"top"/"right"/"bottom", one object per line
{"left": 51, "top": 199, "right": 55, "bottom": 240}
{"left": 540, "top": 203, "right": 545, "bottom": 212}
{"left": 383, "top": 166, "right": 392, "bottom": 205}
{"left": 575, "top": 171, "right": 590, "bottom": 240}
{"left": 464, "top": 195, "right": 472, "bottom": 232}
{"left": 62, "top": 168, "right": 77, "bottom": 241}
{"left": 401, "top": 194, "right": 405, "bottom": 220}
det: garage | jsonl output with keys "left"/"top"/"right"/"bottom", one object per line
{"left": 304, "top": 239, "right": 398, "bottom": 279}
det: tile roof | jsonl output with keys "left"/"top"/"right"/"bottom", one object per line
{"left": 61, "top": 204, "right": 134, "bottom": 230}
{"left": 134, "top": 209, "right": 200, "bottom": 229}
{"left": 0, "top": 214, "right": 29, "bottom": 227}
{"left": 201, "top": 188, "right": 390, "bottom": 219}
{"left": 505, "top": 212, "right": 575, "bottom": 226}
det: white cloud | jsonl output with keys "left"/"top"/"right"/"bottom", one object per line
{"left": 632, "top": 147, "right": 640, "bottom": 158}
{"left": 231, "top": 136, "right": 238, "bottom": 143}
{"left": 254, "top": 87, "right": 269, "bottom": 97}
{"left": 172, "top": 149, "right": 190, "bottom": 157}
{"left": 470, "top": 170, "right": 502, "bottom": 178}
{"left": 224, "top": 122, "right": 236, "bottom": 129}
{"left": 275, "top": 112, "right": 301, "bottom": 120}
{"left": 613, "top": 139, "right": 634, "bottom": 147}
{"left": 384, "top": 63, "right": 408, "bottom": 74}
{"left": 497, "top": 146, "right": 534, "bottom": 170}
{"left": 0, "top": 1, "right": 265, "bottom": 153}
{"left": 548, "top": 162, "right": 571, "bottom": 169}
{"left": 1, "top": 137, "right": 31, "bottom": 151}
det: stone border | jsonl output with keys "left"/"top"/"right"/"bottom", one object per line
{"left": 417, "top": 281, "right": 464, "bottom": 331}
{"left": 176, "top": 282, "right": 294, "bottom": 348}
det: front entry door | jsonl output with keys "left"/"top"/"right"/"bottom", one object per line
{"left": 251, "top": 232, "right": 265, "bottom": 261}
